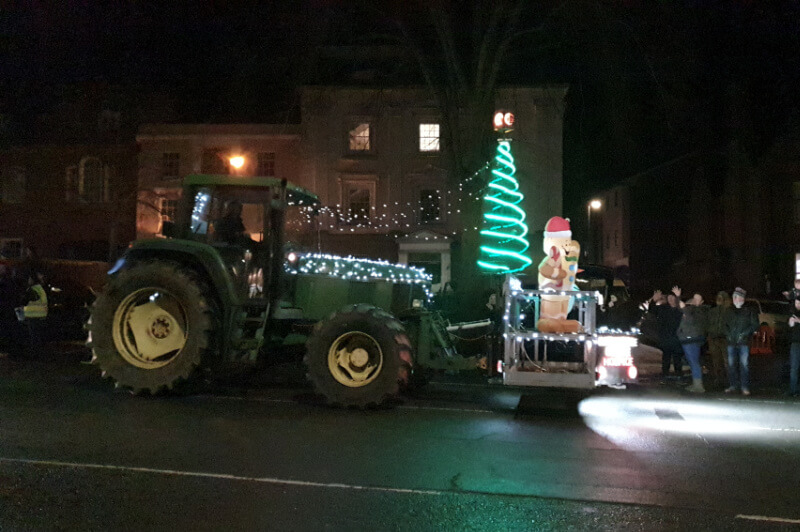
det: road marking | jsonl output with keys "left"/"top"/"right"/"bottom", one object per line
{"left": 736, "top": 514, "right": 800, "bottom": 524}
{"left": 0, "top": 456, "right": 443, "bottom": 496}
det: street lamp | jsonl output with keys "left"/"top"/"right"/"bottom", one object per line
{"left": 587, "top": 199, "right": 602, "bottom": 263}
{"left": 229, "top": 155, "right": 245, "bottom": 175}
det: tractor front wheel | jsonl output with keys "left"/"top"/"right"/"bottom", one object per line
{"left": 305, "top": 304, "right": 413, "bottom": 408}
{"left": 87, "top": 262, "right": 215, "bottom": 394}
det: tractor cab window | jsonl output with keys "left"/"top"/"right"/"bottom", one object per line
{"left": 189, "top": 187, "right": 269, "bottom": 245}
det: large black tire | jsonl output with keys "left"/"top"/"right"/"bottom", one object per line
{"left": 87, "top": 262, "right": 215, "bottom": 394}
{"left": 305, "top": 304, "right": 413, "bottom": 408}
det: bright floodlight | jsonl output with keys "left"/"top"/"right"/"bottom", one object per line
{"left": 229, "top": 156, "right": 245, "bottom": 169}
{"left": 590, "top": 199, "right": 602, "bottom": 210}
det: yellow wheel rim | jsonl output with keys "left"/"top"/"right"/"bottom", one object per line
{"left": 112, "top": 288, "right": 188, "bottom": 369}
{"left": 327, "top": 331, "right": 383, "bottom": 388}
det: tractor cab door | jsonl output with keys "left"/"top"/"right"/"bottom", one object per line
{"left": 187, "top": 186, "right": 275, "bottom": 301}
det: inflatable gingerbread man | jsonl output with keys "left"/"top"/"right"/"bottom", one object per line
{"left": 537, "top": 216, "right": 582, "bottom": 334}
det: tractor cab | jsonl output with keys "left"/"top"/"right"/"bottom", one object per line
{"left": 168, "top": 174, "right": 318, "bottom": 301}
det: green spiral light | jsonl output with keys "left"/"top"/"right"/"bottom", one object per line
{"left": 477, "top": 140, "right": 532, "bottom": 273}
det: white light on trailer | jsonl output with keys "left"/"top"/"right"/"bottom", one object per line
{"left": 496, "top": 360, "right": 503, "bottom": 374}
{"left": 627, "top": 366, "right": 638, "bottom": 379}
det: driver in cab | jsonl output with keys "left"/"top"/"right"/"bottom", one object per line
{"left": 214, "top": 200, "right": 251, "bottom": 246}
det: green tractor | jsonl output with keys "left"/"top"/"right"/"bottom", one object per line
{"left": 87, "top": 174, "right": 485, "bottom": 407}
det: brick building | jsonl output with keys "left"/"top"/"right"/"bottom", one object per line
{"left": 0, "top": 142, "right": 137, "bottom": 260}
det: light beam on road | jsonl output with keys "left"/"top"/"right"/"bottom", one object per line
{"left": 578, "top": 395, "right": 800, "bottom": 449}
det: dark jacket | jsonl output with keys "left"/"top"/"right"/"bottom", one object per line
{"left": 707, "top": 292, "right": 733, "bottom": 338}
{"left": 678, "top": 304, "right": 708, "bottom": 344}
{"left": 725, "top": 306, "right": 759, "bottom": 346}
{"left": 651, "top": 303, "right": 683, "bottom": 350}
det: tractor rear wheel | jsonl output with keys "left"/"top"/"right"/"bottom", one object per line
{"left": 87, "top": 262, "right": 215, "bottom": 394}
{"left": 305, "top": 304, "right": 413, "bottom": 408}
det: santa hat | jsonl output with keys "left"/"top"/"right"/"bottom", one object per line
{"left": 544, "top": 216, "right": 572, "bottom": 239}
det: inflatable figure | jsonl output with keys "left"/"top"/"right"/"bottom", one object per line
{"left": 537, "top": 216, "right": 583, "bottom": 334}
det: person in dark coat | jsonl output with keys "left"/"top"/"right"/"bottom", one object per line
{"left": 707, "top": 291, "right": 732, "bottom": 389}
{"left": 0, "top": 264, "right": 21, "bottom": 355}
{"left": 649, "top": 289, "right": 684, "bottom": 380}
{"left": 725, "top": 287, "right": 759, "bottom": 396}
{"left": 787, "top": 297, "right": 800, "bottom": 397}
{"left": 675, "top": 288, "right": 709, "bottom": 393}
{"left": 214, "top": 201, "right": 247, "bottom": 244}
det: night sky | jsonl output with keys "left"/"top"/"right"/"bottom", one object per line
{"left": 2, "top": 1, "right": 799, "bottom": 211}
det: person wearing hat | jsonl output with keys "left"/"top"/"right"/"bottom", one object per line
{"left": 724, "top": 287, "right": 758, "bottom": 395}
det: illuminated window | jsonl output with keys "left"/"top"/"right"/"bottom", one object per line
{"left": 79, "top": 157, "right": 109, "bottom": 203}
{"left": 0, "top": 166, "right": 26, "bottom": 203}
{"left": 348, "top": 123, "right": 371, "bottom": 152}
{"left": 257, "top": 152, "right": 276, "bottom": 176}
{"left": 419, "top": 123, "right": 440, "bottom": 152}
{"left": 162, "top": 153, "right": 180, "bottom": 179}
{"left": 419, "top": 189, "right": 441, "bottom": 224}
{"left": 161, "top": 198, "right": 178, "bottom": 222}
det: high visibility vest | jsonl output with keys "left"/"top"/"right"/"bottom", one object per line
{"left": 23, "top": 284, "right": 48, "bottom": 319}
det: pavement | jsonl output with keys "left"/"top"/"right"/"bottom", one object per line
{"left": 632, "top": 341, "right": 792, "bottom": 397}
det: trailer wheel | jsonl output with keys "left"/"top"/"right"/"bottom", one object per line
{"left": 305, "top": 304, "right": 413, "bottom": 408}
{"left": 87, "top": 262, "right": 215, "bottom": 394}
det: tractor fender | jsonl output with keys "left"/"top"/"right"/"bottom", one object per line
{"left": 117, "top": 239, "right": 238, "bottom": 309}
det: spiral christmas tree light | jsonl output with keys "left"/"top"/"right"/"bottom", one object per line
{"left": 477, "top": 140, "right": 532, "bottom": 273}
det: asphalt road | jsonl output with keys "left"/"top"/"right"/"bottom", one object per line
{"left": 1, "top": 348, "right": 800, "bottom": 531}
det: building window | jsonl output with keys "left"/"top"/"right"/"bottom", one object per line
{"left": 202, "top": 148, "right": 229, "bottom": 174}
{"left": 98, "top": 109, "right": 121, "bottom": 133}
{"left": 339, "top": 178, "right": 376, "bottom": 226}
{"left": 419, "top": 189, "right": 441, "bottom": 224}
{"left": 614, "top": 230, "right": 619, "bottom": 248}
{"left": 65, "top": 165, "right": 78, "bottom": 201}
{"left": 79, "top": 156, "right": 108, "bottom": 203}
{"left": 161, "top": 198, "right": 178, "bottom": 222}
{"left": 793, "top": 182, "right": 800, "bottom": 225}
{"left": 345, "top": 187, "right": 371, "bottom": 224}
{"left": 348, "top": 123, "right": 372, "bottom": 152}
{"left": 0, "top": 166, "right": 26, "bottom": 204}
{"left": 614, "top": 189, "right": 619, "bottom": 207}
{"left": 162, "top": 153, "right": 180, "bottom": 179}
{"left": 257, "top": 152, "right": 276, "bottom": 177}
{"left": 605, "top": 234, "right": 610, "bottom": 250}
{"left": 419, "top": 123, "right": 440, "bottom": 152}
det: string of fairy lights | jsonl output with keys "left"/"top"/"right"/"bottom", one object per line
{"left": 285, "top": 252, "right": 434, "bottom": 300}
{"left": 283, "top": 162, "right": 492, "bottom": 239}
{"left": 477, "top": 140, "right": 532, "bottom": 273}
